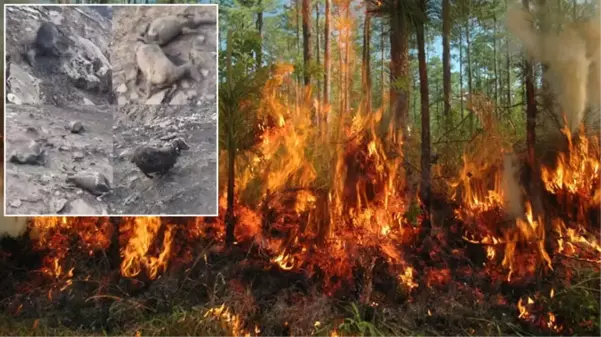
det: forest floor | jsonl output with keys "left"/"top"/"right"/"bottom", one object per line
{"left": 4, "top": 104, "right": 113, "bottom": 215}
{"left": 108, "top": 104, "right": 218, "bottom": 215}
{"left": 0, "top": 221, "right": 598, "bottom": 336}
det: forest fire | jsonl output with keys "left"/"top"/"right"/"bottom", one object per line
{"left": 3, "top": 92, "right": 598, "bottom": 334}
{"left": 2, "top": 1, "right": 600, "bottom": 334}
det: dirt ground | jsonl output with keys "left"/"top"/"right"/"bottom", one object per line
{"left": 4, "top": 5, "right": 113, "bottom": 106}
{"left": 111, "top": 5, "right": 217, "bottom": 105}
{"left": 4, "top": 105, "right": 113, "bottom": 215}
{"left": 108, "top": 104, "right": 218, "bottom": 215}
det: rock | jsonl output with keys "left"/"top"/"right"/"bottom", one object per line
{"left": 158, "top": 120, "right": 172, "bottom": 128}
{"left": 146, "top": 89, "right": 168, "bottom": 105}
{"left": 39, "top": 175, "right": 51, "bottom": 185}
{"left": 8, "top": 64, "right": 40, "bottom": 104}
{"left": 181, "top": 80, "right": 191, "bottom": 89}
{"left": 169, "top": 91, "right": 188, "bottom": 105}
{"left": 7, "top": 93, "right": 22, "bottom": 104}
{"left": 66, "top": 171, "right": 111, "bottom": 196}
{"left": 59, "top": 145, "right": 71, "bottom": 151}
{"left": 130, "top": 92, "right": 139, "bottom": 100}
{"left": 77, "top": 36, "right": 111, "bottom": 70}
{"left": 25, "top": 126, "right": 39, "bottom": 138}
{"left": 118, "top": 96, "right": 128, "bottom": 105}
{"left": 83, "top": 97, "right": 95, "bottom": 105}
{"left": 9, "top": 199, "right": 22, "bottom": 208}
{"left": 52, "top": 198, "right": 68, "bottom": 213}
{"left": 95, "top": 65, "right": 111, "bottom": 92}
{"left": 119, "top": 149, "right": 133, "bottom": 159}
{"left": 58, "top": 197, "right": 108, "bottom": 215}
{"left": 62, "top": 56, "right": 101, "bottom": 91}
{"left": 54, "top": 190, "right": 61, "bottom": 197}
{"left": 160, "top": 133, "right": 179, "bottom": 141}
{"left": 116, "top": 83, "right": 128, "bottom": 93}
{"left": 9, "top": 140, "right": 45, "bottom": 165}
{"left": 197, "top": 35, "right": 206, "bottom": 43}
{"left": 201, "top": 69, "right": 209, "bottom": 78}
{"left": 69, "top": 121, "right": 84, "bottom": 133}
{"left": 73, "top": 151, "right": 85, "bottom": 160}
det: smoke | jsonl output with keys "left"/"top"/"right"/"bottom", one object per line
{"left": 0, "top": 181, "right": 29, "bottom": 238}
{"left": 505, "top": 2, "right": 600, "bottom": 133}
{"left": 502, "top": 152, "right": 524, "bottom": 219}
{"left": 0, "top": 216, "right": 29, "bottom": 238}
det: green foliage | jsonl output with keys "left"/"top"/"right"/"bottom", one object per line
{"left": 403, "top": 201, "right": 421, "bottom": 227}
{"left": 545, "top": 268, "right": 601, "bottom": 335}
{"left": 337, "top": 303, "right": 385, "bottom": 337}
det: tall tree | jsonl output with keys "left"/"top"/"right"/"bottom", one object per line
{"left": 302, "top": 0, "right": 312, "bottom": 85}
{"left": 315, "top": 1, "right": 321, "bottom": 104}
{"left": 256, "top": 0, "right": 263, "bottom": 69}
{"left": 224, "top": 29, "right": 237, "bottom": 246}
{"left": 416, "top": 0, "right": 431, "bottom": 217}
{"left": 389, "top": 0, "right": 410, "bottom": 142}
{"left": 323, "top": 0, "right": 331, "bottom": 132}
{"left": 442, "top": 0, "right": 451, "bottom": 125}
{"left": 380, "top": 20, "right": 385, "bottom": 109}
{"left": 362, "top": 5, "right": 372, "bottom": 114}
{"left": 465, "top": 8, "right": 474, "bottom": 131}
{"left": 522, "top": 0, "right": 536, "bottom": 172}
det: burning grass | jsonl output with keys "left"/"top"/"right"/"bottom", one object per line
{"left": 1, "top": 66, "right": 600, "bottom": 335}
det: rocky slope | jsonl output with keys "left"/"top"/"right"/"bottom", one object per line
{"left": 5, "top": 105, "right": 113, "bottom": 215}
{"left": 5, "top": 5, "right": 113, "bottom": 106}
{"left": 109, "top": 104, "right": 218, "bottom": 215}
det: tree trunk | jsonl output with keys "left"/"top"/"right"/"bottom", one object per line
{"left": 296, "top": 0, "right": 301, "bottom": 53}
{"left": 344, "top": 4, "right": 351, "bottom": 115}
{"left": 256, "top": 0, "right": 263, "bottom": 69}
{"left": 538, "top": 0, "right": 553, "bottom": 116}
{"left": 323, "top": 0, "right": 331, "bottom": 132}
{"left": 416, "top": 0, "right": 431, "bottom": 224}
{"left": 225, "top": 30, "right": 236, "bottom": 247}
{"left": 442, "top": 0, "right": 451, "bottom": 127}
{"left": 380, "top": 21, "right": 385, "bottom": 109}
{"left": 362, "top": 10, "right": 372, "bottom": 114}
{"left": 523, "top": 0, "right": 537, "bottom": 171}
{"left": 459, "top": 32, "right": 464, "bottom": 118}
{"left": 465, "top": 16, "right": 473, "bottom": 131}
{"left": 505, "top": 0, "right": 511, "bottom": 108}
{"left": 573, "top": 0, "right": 577, "bottom": 20}
{"left": 302, "top": 0, "right": 312, "bottom": 86}
{"left": 315, "top": 1, "right": 320, "bottom": 105}
{"left": 493, "top": 14, "right": 498, "bottom": 114}
{"left": 389, "top": 0, "right": 410, "bottom": 143}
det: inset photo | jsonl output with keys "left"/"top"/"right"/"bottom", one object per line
{"left": 4, "top": 105, "right": 113, "bottom": 215}
{"left": 4, "top": 5, "right": 114, "bottom": 106}
{"left": 111, "top": 5, "right": 217, "bottom": 105}
{"left": 109, "top": 103, "right": 217, "bottom": 215}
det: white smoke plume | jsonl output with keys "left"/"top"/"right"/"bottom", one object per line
{"left": 0, "top": 181, "right": 29, "bottom": 238}
{"left": 502, "top": 152, "right": 524, "bottom": 219}
{"left": 0, "top": 216, "right": 29, "bottom": 238}
{"left": 505, "top": 1, "right": 600, "bottom": 133}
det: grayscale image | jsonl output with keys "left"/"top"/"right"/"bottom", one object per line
{"left": 5, "top": 105, "right": 113, "bottom": 215}
{"left": 111, "top": 5, "right": 217, "bottom": 105}
{"left": 109, "top": 103, "right": 217, "bottom": 215}
{"left": 4, "top": 5, "right": 114, "bottom": 106}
